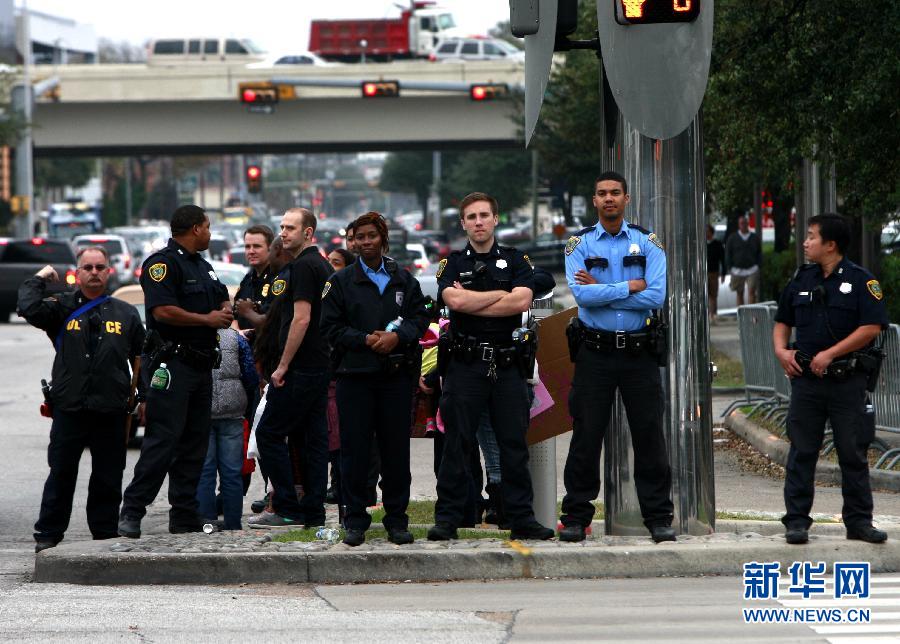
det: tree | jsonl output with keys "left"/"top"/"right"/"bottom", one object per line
{"left": 379, "top": 151, "right": 437, "bottom": 214}
{"left": 444, "top": 150, "right": 532, "bottom": 214}
{"left": 35, "top": 157, "right": 94, "bottom": 200}
{"left": 98, "top": 38, "right": 146, "bottom": 63}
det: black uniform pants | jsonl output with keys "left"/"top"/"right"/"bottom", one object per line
{"left": 34, "top": 409, "right": 127, "bottom": 543}
{"left": 783, "top": 373, "right": 874, "bottom": 530}
{"left": 255, "top": 369, "right": 329, "bottom": 524}
{"left": 337, "top": 372, "right": 414, "bottom": 532}
{"left": 436, "top": 358, "right": 535, "bottom": 529}
{"left": 121, "top": 357, "right": 212, "bottom": 528}
{"left": 560, "top": 348, "right": 673, "bottom": 529}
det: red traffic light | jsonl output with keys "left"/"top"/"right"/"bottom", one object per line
{"left": 242, "top": 88, "right": 258, "bottom": 102}
{"left": 247, "top": 165, "right": 261, "bottom": 179}
{"left": 361, "top": 80, "right": 399, "bottom": 98}
{"left": 246, "top": 165, "right": 262, "bottom": 193}
{"left": 469, "top": 83, "right": 509, "bottom": 101}
{"left": 238, "top": 83, "right": 278, "bottom": 107}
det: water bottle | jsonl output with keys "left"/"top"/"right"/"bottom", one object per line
{"left": 202, "top": 523, "right": 216, "bottom": 534}
{"left": 315, "top": 527, "right": 340, "bottom": 544}
{"left": 150, "top": 362, "right": 171, "bottom": 390}
{"left": 385, "top": 316, "right": 403, "bottom": 332}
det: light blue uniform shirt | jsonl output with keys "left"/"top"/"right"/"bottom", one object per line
{"left": 564, "top": 221, "right": 667, "bottom": 332}
{"left": 361, "top": 258, "right": 391, "bottom": 294}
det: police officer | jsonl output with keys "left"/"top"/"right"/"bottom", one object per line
{"left": 428, "top": 192, "right": 553, "bottom": 542}
{"left": 233, "top": 224, "right": 275, "bottom": 330}
{"left": 321, "top": 211, "right": 430, "bottom": 546}
{"left": 558, "top": 171, "right": 675, "bottom": 543}
{"left": 773, "top": 213, "right": 889, "bottom": 545}
{"left": 18, "top": 247, "right": 144, "bottom": 552}
{"left": 249, "top": 208, "right": 333, "bottom": 530}
{"left": 118, "top": 205, "right": 232, "bottom": 538}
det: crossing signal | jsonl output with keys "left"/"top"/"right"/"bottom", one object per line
{"left": 361, "top": 80, "right": 399, "bottom": 98}
{"left": 469, "top": 83, "right": 509, "bottom": 101}
{"left": 246, "top": 165, "right": 262, "bottom": 193}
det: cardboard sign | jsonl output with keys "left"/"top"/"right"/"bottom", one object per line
{"left": 527, "top": 307, "right": 577, "bottom": 445}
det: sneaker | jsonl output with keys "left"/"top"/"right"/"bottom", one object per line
{"left": 427, "top": 523, "right": 458, "bottom": 541}
{"left": 247, "top": 512, "right": 303, "bottom": 528}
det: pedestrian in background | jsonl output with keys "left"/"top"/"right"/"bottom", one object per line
{"left": 706, "top": 223, "right": 726, "bottom": 323}
{"left": 19, "top": 247, "right": 144, "bottom": 552}
{"left": 196, "top": 326, "right": 259, "bottom": 530}
{"left": 119, "top": 205, "right": 232, "bottom": 539}
{"left": 725, "top": 215, "right": 762, "bottom": 306}
{"left": 559, "top": 172, "right": 675, "bottom": 544}
{"left": 773, "top": 213, "right": 888, "bottom": 545}
{"left": 321, "top": 211, "right": 430, "bottom": 547}
{"left": 233, "top": 225, "right": 275, "bottom": 331}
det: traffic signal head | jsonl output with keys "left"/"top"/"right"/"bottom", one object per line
{"left": 469, "top": 83, "right": 510, "bottom": 101}
{"left": 239, "top": 83, "right": 279, "bottom": 112}
{"left": 361, "top": 80, "right": 400, "bottom": 98}
{"left": 246, "top": 165, "right": 262, "bottom": 193}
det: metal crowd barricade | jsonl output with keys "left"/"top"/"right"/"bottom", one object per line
{"left": 722, "top": 303, "right": 780, "bottom": 417}
{"left": 871, "top": 324, "right": 900, "bottom": 469}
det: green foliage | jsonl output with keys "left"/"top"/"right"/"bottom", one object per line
{"left": 761, "top": 248, "right": 797, "bottom": 303}
{"left": 881, "top": 254, "right": 900, "bottom": 324}
{"left": 705, "top": 0, "right": 900, "bottom": 219}
{"left": 0, "top": 70, "right": 25, "bottom": 147}
{"left": 379, "top": 151, "right": 437, "bottom": 213}
{"left": 34, "top": 158, "right": 93, "bottom": 193}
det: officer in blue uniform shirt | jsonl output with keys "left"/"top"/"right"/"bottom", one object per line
{"left": 558, "top": 171, "right": 675, "bottom": 544}
{"left": 773, "top": 213, "right": 889, "bottom": 545}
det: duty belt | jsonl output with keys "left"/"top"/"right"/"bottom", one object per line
{"left": 795, "top": 352, "right": 860, "bottom": 382}
{"left": 582, "top": 327, "right": 652, "bottom": 353}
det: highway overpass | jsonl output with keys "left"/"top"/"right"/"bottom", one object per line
{"left": 27, "top": 61, "right": 526, "bottom": 157}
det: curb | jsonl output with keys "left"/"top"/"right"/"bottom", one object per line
{"left": 34, "top": 536, "right": 900, "bottom": 586}
{"left": 724, "top": 411, "right": 900, "bottom": 492}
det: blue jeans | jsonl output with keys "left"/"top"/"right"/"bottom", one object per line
{"left": 196, "top": 418, "right": 245, "bottom": 530}
{"left": 476, "top": 411, "right": 501, "bottom": 485}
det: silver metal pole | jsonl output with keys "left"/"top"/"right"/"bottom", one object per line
{"left": 603, "top": 102, "right": 715, "bottom": 534}
{"left": 428, "top": 150, "right": 441, "bottom": 229}
{"left": 15, "top": 0, "right": 33, "bottom": 238}
{"left": 531, "top": 147, "right": 539, "bottom": 240}
{"left": 528, "top": 298, "right": 557, "bottom": 530}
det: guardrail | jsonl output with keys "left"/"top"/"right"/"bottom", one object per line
{"left": 723, "top": 303, "right": 900, "bottom": 470}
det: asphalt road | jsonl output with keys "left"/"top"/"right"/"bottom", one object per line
{"left": 2, "top": 318, "right": 900, "bottom": 641}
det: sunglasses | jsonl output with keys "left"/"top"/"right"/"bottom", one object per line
{"left": 79, "top": 264, "right": 108, "bottom": 272}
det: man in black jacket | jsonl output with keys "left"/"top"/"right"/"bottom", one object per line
{"left": 18, "top": 246, "right": 144, "bottom": 553}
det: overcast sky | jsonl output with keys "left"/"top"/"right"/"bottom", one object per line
{"left": 20, "top": 0, "right": 513, "bottom": 51}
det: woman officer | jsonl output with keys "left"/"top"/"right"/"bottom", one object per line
{"left": 320, "top": 212, "right": 430, "bottom": 546}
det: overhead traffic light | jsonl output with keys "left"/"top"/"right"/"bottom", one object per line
{"left": 469, "top": 83, "right": 510, "bottom": 101}
{"left": 246, "top": 165, "right": 262, "bottom": 193}
{"left": 361, "top": 80, "right": 399, "bottom": 98}
{"left": 239, "top": 82, "right": 278, "bottom": 113}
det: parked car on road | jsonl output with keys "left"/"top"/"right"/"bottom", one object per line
{"left": 0, "top": 238, "right": 76, "bottom": 323}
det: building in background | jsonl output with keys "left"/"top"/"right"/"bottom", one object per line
{"left": 15, "top": 7, "right": 97, "bottom": 65}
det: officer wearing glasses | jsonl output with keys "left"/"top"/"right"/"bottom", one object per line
{"left": 18, "top": 246, "right": 144, "bottom": 553}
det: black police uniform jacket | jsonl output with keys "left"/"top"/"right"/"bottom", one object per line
{"left": 140, "top": 239, "right": 230, "bottom": 351}
{"left": 320, "top": 257, "right": 430, "bottom": 375}
{"left": 234, "top": 265, "right": 273, "bottom": 330}
{"left": 775, "top": 258, "right": 888, "bottom": 357}
{"left": 17, "top": 276, "right": 145, "bottom": 414}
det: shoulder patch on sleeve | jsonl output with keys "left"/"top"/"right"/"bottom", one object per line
{"left": 628, "top": 223, "right": 651, "bottom": 235}
{"left": 564, "top": 236, "right": 582, "bottom": 256}
{"left": 321, "top": 281, "right": 332, "bottom": 299}
{"left": 648, "top": 233, "right": 664, "bottom": 250}
{"left": 436, "top": 258, "right": 448, "bottom": 279}
{"left": 148, "top": 263, "right": 167, "bottom": 283}
{"left": 271, "top": 279, "right": 286, "bottom": 296}
{"left": 867, "top": 279, "right": 883, "bottom": 301}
